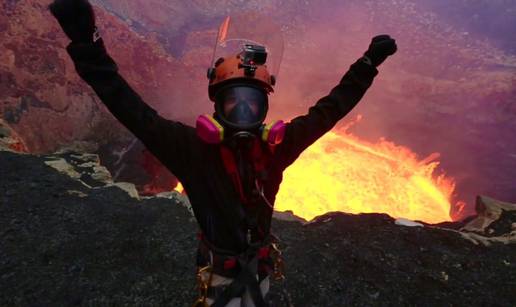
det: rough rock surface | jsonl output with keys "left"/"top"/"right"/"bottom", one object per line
{"left": 458, "top": 195, "right": 516, "bottom": 246}
{"left": 0, "top": 0, "right": 197, "bottom": 153}
{"left": 1, "top": 150, "right": 515, "bottom": 306}
{"left": 0, "top": 150, "right": 196, "bottom": 306}
{"left": 0, "top": 119, "right": 27, "bottom": 153}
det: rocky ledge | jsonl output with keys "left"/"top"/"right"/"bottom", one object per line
{"left": 0, "top": 148, "right": 515, "bottom": 306}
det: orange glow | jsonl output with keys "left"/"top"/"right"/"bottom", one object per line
{"left": 174, "top": 182, "right": 185, "bottom": 194}
{"left": 8, "top": 141, "right": 28, "bottom": 153}
{"left": 275, "top": 124, "right": 456, "bottom": 224}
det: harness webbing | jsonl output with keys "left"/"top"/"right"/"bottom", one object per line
{"left": 205, "top": 139, "right": 274, "bottom": 306}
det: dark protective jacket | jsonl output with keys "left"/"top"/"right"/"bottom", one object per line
{"left": 67, "top": 39, "right": 378, "bottom": 255}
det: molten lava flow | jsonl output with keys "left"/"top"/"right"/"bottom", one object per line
{"left": 174, "top": 182, "right": 185, "bottom": 194}
{"left": 275, "top": 127, "right": 457, "bottom": 224}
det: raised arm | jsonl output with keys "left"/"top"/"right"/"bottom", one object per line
{"left": 275, "top": 35, "right": 397, "bottom": 169}
{"left": 49, "top": 0, "right": 196, "bottom": 177}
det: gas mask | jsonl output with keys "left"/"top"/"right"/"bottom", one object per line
{"left": 196, "top": 88, "right": 284, "bottom": 145}
{"left": 214, "top": 84, "right": 268, "bottom": 131}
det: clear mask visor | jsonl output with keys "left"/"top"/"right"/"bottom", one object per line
{"left": 216, "top": 86, "right": 268, "bottom": 129}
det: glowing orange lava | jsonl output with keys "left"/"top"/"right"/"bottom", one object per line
{"left": 275, "top": 125, "right": 456, "bottom": 224}
{"left": 174, "top": 182, "right": 185, "bottom": 194}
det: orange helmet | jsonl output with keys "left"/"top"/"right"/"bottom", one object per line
{"left": 207, "top": 44, "right": 276, "bottom": 101}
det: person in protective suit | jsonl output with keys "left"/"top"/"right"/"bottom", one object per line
{"left": 49, "top": 1, "right": 397, "bottom": 306}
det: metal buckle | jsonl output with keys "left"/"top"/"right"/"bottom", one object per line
{"left": 192, "top": 265, "right": 213, "bottom": 307}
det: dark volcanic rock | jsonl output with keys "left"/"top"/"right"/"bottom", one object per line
{"left": 270, "top": 212, "right": 516, "bottom": 306}
{"left": 1, "top": 150, "right": 515, "bottom": 306}
{"left": 0, "top": 150, "right": 198, "bottom": 306}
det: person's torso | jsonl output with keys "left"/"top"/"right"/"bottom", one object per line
{"left": 177, "top": 135, "right": 284, "bottom": 254}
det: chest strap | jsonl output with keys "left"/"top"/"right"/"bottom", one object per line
{"left": 219, "top": 139, "right": 270, "bottom": 204}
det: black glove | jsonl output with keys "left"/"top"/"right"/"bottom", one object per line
{"left": 49, "top": 0, "right": 97, "bottom": 43}
{"left": 362, "top": 35, "right": 397, "bottom": 67}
